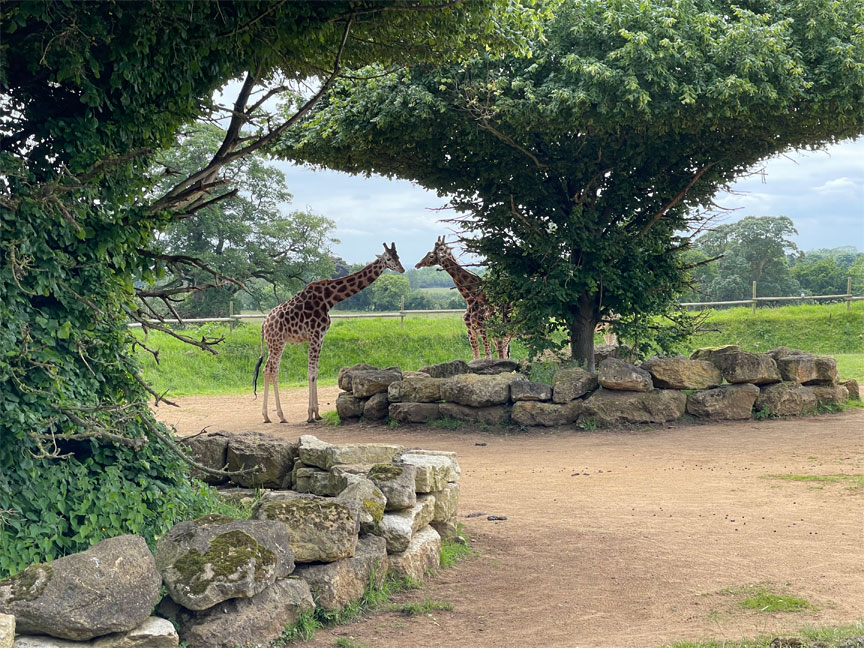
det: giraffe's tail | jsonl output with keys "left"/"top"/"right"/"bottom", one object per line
{"left": 252, "top": 327, "right": 265, "bottom": 399}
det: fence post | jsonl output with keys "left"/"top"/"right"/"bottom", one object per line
{"left": 847, "top": 276, "right": 852, "bottom": 312}
{"left": 751, "top": 281, "right": 757, "bottom": 314}
{"left": 229, "top": 300, "right": 234, "bottom": 332}
{"left": 400, "top": 296, "right": 405, "bottom": 328}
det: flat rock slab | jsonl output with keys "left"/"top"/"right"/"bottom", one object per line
{"left": 777, "top": 354, "right": 837, "bottom": 384}
{"left": 756, "top": 382, "right": 817, "bottom": 417}
{"left": 641, "top": 356, "right": 722, "bottom": 390}
{"left": 706, "top": 350, "right": 781, "bottom": 385}
{"left": 293, "top": 467, "right": 350, "bottom": 497}
{"left": 689, "top": 345, "right": 741, "bottom": 363}
{"left": 368, "top": 463, "right": 417, "bottom": 511}
{"left": 552, "top": 367, "right": 598, "bottom": 403}
{"left": 351, "top": 369, "right": 403, "bottom": 398}
{"left": 299, "top": 435, "right": 402, "bottom": 470}
{"left": 388, "top": 526, "right": 442, "bottom": 583}
{"left": 582, "top": 389, "right": 686, "bottom": 425}
{"left": 388, "top": 402, "right": 442, "bottom": 423}
{"left": 468, "top": 358, "right": 519, "bottom": 374}
{"left": 254, "top": 492, "right": 357, "bottom": 563}
{"left": 388, "top": 377, "right": 446, "bottom": 403}
{"left": 294, "top": 535, "right": 389, "bottom": 611}
{"left": 439, "top": 402, "right": 511, "bottom": 425}
{"left": 510, "top": 380, "right": 552, "bottom": 402}
{"left": 374, "top": 495, "right": 436, "bottom": 554}
{"left": 512, "top": 400, "right": 583, "bottom": 427}
{"left": 400, "top": 452, "right": 461, "bottom": 492}
{"left": 225, "top": 433, "right": 297, "bottom": 489}
{"left": 15, "top": 617, "right": 179, "bottom": 648}
{"left": 686, "top": 384, "right": 760, "bottom": 420}
{"left": 156, "top": 515, "right": 295, "bottom": 611}
{"left": 598, "top": 358, "right": 653, "bottom": 392}
{"left": 439, "top": 373, "right": 525, "bottom": 407}
{"left": 417, "top": 359, "right": 470, "bottom": 378}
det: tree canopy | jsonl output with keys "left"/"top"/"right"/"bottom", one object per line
{"left": 279, "top": 0, "right": 864, "bottom": 366}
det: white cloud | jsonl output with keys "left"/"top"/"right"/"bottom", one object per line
{"left": 813, "top": 177, "right": 861, "bottom": 196}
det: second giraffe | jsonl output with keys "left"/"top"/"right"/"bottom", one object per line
{"left": 416, "top": 236, "right": 511, "bottom": 360}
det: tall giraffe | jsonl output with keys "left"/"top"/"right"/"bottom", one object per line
{"left": 416, "top": 236, "right": 511, "bottom": 360}
{"left": 253, "top": 243, "right": 405, "bottom": 423}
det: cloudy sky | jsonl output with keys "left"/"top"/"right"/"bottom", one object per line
{"left": 272, "top": 137, "right": 864, "bottom": 265}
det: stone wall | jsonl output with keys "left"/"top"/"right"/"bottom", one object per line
{"left": 0, "top": 435, "right": 461, "bottom": 648}
{"left": 336, "top": 346, "right": 859, "bottom": 428}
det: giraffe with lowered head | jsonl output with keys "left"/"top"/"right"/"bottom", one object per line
{"left": 253, "top": 242, "right": 405, "bottom": 423}
{"left": 416, "top": 236, "right": 511, "bottom": 360}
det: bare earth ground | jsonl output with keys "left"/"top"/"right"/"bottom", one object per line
{"left": 154, "top": 387, "right": 864, "bottom": 648}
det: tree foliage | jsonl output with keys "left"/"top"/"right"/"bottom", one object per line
{"left": 0, "top": 0, "right": 536, "bottom": 576}
{"left": 280, "top": 0, "right": 864, "bottom": 366}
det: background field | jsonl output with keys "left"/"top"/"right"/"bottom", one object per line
{"left": 135, "top": 302, "right": 863, "bottom": 396}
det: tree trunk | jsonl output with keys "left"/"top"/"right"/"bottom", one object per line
{"left": 569, "top": 297, "right": 598, "bottom": 372}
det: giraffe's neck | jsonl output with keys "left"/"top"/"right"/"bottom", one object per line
{"left": 324, "top": 258, "right": 388, "bottom": 307}
{"left": 440, "top": 255, "right": 483, "bottom": 302}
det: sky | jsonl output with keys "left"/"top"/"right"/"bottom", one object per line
{"left": 272, "top": 137, "right": 864, "bottom": 265}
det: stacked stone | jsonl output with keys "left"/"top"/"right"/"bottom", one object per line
{"left": 335, "top": 364, "right": 403, "bottom": 422}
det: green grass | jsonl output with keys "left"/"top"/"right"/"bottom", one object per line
{"left": 660, "top": 620, "right": 864, "bottom": 647}
{"left": 718, "top": 584, "right": 812, "bottom": 614}
{"left": 440, "top": 527, "right": 474, "bottom": 568}
{"left": 763, "top": 473, "right": 864, "bottom": 491}
{"left": 388, "top": 599, "right": 453, "bottom": 616}
{"left": 321, "top": 410, "right": 340, "bottom": 426}
{"left": 334, "top": 639, "right": 374, "bottom": 648}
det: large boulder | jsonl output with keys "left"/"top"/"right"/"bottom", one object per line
{"left": 417, "top": 359, "right": 470, "bottom": 378}
{"left": 388, "top": 402, "right": 442, "bottom": 423}
{"left": 641, "top": 356, "right": 723, "bottom": 390}
{"left": 155, "top": 516, "right": 294, "bottom": 611}
{"left": 338, "top": 363, "right": 377, "bottom": 391}
{"left": 582, "top": 389, "right": 686, "bottom": 425}
{"left": 374, "top": 496, "right": 436, "bottom": 554}
{"left": 777, "top": 354, "right": 838, "bottom": 385}
{"left": 363, "top": 392, "right": 390, "bottom": 421}
{"left": 254, "top": 493, "right": 357, "bottom": 563}
{"left": 756, "top": 382, "right": 817, "bottom": 417}
{"left": 510, "top": 380, "right": 552, "bottom": 402}
{"left": 293, "top": 535, "right": 389, "bottom": 611}
{"left": 400, "top": 451, "right": 460, "bottom": 493}
{"left": 705, "top": 350, "right": 781, "bottom": 385}
{"left": 804, "top": 384, "right": 850, "bottom": 406}
{"left": 551, "top": 366, "right": 598, "bottom": 403}
{"left": 598, "top": 358, "right": 653, "bottom": 392}
{"left": 511, "top": 400, "right": 583, "bottom": 427}
{"left": 438, "top": 402, "right": 511, "bottom": 425}
{"left": 335, "top": 391, "right": 365, "bottom": 419}
{"left": 387, "top": 526, "right": 441, "bottom": 583}
{"left": 298, "top": 435, "right": 402, "bottom": 470}
{"left": 388, "top": 377, "right": 445, "bottom": 403}
{"left": 181, "top": 430, "right": 234, "bottom": 485}
{"left": 334, "top": 475, "right": 387, "bottom": 534}
{"left": 467, "top": 358, "right": 519, "bottom": 375}
{"left": 351, "top": 369, "right": 403, "bottom": 398}
{"left": 686, "top": 384, "right": 760, "bottom": 420}
{"left": 841, "top": 379, "right": 860, "bottom": 400}
{"left": 439, "top": 373, "right": 525, "bottom": 407}
{"left": 225, "top": 433, "right": 297, "bottom": 489}
{"left": 368, "top": 463, "right": 417, "bottom": 511}
{"left": 164, "top": 578, "right": 313, "bottom": 648}
{"left": 0, "top": 535, "right": 161, "bottom": 641}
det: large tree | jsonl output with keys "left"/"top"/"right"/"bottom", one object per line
{"left": 279, "top": 0, "right": 864, "bottom": 367}
{"left": 0, "top": 0, "right": 536, "bottom": 575}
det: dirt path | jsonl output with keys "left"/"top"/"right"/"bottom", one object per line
{"left": 154, "top": 390, "right": 864, "bottom": 648}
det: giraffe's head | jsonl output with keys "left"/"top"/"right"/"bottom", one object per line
{"left": 378, "top": 242, "right": 405, "bottom": 273}
{"left": 415, "top": 236, "right": 452, "bottom": 268}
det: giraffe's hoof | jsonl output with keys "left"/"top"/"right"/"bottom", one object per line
{"left": 314, "top": 414, "right": 323, "bottom": 421}
{"left": 279, "top": 419, "right": 289, "bottom": 424}
{"left": 262, "top": 419, "right": 272, "bottom": 424}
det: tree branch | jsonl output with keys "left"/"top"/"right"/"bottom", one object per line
{"left": 637, "top": 163, "right": 714, "bottom": 238}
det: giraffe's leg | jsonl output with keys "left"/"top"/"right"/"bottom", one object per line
{"left": 272, "top": 375, "right": 288, "bottom": 424}
{"left": 261, "top": 373, "right": 272, "bottom": 424}
{"left": 467, "top": 326, "right": 480, "bottom": 360}
{"left": 480, "top": 326, "right": 492, "bottom": 359}
{"left": 307, "top": 334, "right": 324, "bottom": 423}
{"left": 264, "top": 341, "right": 287, "bottom": 423}
{"left": 604, "top": 331, "right": 617, "bottom": 346}
{"left": 495, "top": 337, "right": 507, "bottom": 359}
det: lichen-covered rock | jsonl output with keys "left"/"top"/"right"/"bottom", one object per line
{"left": 368, "top": 463, "right": 417, "bottom": 511}
{"left": 438, "top": 402, "right": 511, "bottom": 425}
{"left": 338, "top": 363, "right": 377, "bottom": 391}
{"left": 689, "top": 345, "right": 741, "bottom": 363}
{"left": 293, "top": 466, "right": 351, "bottom": 497}
{"left": 335, "top": 475, "right": 387, "bottom": 535}
{"left": 363, "top": 392, "right": 390, "bottom": 421}
{"left": 0, "top": 536, "right": 161, "bottom": 641}
{"left": 351, "top": 369, "right": 403, "bottom": 398}
{"left": 841, "top": 379, "right": 860, "bottom": 400}
{"left": 293, "top": 536, "right": 389, "bottom": 611}
{"left": 510, "top": 380, "right": 552, "bottom": 402}
{"left": 706, "top": 351, "right": 781, "bottom": 385}
{"left": 164, "top": 578, "right": 313, "bottom": 648}
{"left": 417, "top": 359, "right": 470, "bottom": 378}
{"left": 0, "top": 614, "right": 12, "bottom": 648}
{"left": 225, "top": 433, "right": 297, "bottom": 489}
{"left": 181, "top": 430, "right": 234, "bottom": 485}
{"left": 804, "top": 383, "right": 850, "bottom": 406}
{"left": 155, "top": 516, "right": 294, "bottom": 611}
{"left": 374, "top": 496, "right": 436, "bottom": 554}
{"left": 551, "top": 366, "right": 598, "bottom": 403}
{"left": 254, "top": 493, "right": 357, "bottom": 563}
{"left": 336, "top": 391, "right": 365, "bottom": 419}
{"left": 400, "top": 452, "right": 460, "bottom": 492}
{"left": 686, "top": 384, "right": 760, "bottom": 420}
{"left": 388, "top": 377, "right": 445, "bottom": 403}
{"left": 430, "top": 483, "right": 460, "bottom": 523}
{"left": 511, "top": 400, "right": 583, "bottom": 427}
{"left": 387, "top": 526, "right": 441, "bottom": 583}
{"left": 388, "top": 402, "right": 442, "bottom": 423}
{"left": 582, "top": 389, "right": 686, "bottom": 425}
{"left": 598, "top": 358, "right": 653, "bottom": 392}
{"left": 439, "top": 373, "right": 524, "bottom": 407}
{"left": 91, "top": 617, "right": 179, "bottom": 648}
{"left": 641, "top": 356, "right": 723, "bottom": 390}
{"left": 467, "top": 358, "right": 519, "bottom": 374}
{"left": 777, "top": 354, "right": 838, "bottom": 385}
{"left": 298, "top": 435, "right": 402, "bottom": 470}
{"left": 756, "top": 382, "right": 817, "bottom": 417}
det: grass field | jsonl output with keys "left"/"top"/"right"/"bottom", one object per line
{"left": 135, "top": 302, "right": 863, "bottom": 396}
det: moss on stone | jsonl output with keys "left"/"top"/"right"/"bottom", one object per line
{"left": 172, "top": 530, "right": 276, "bottom": 596}
{"left": 4, "top": 563, "right": 53, "bottom": 603}
{"left": 362, "top": 497, "right": 385, "bottom": 523}
{"left": 368, "top": 463, "right": 403, "bottom": 481}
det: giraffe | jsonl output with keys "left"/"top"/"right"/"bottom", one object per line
{"left": 416, "top": 236, "right": 511, "bottom": 360}
{"left": 253, "top": 242, "right": 405, "bottom": 423}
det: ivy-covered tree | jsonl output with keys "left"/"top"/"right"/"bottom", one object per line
{"left": 0, "top": 0, "right": 537, "bottom": 576}
{"left": 280, "top": 0, "right": 864, "bottom": 367}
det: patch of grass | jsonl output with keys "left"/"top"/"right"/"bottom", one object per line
{"left": 321, "top": 410, "right": 340, "bottom": 426}
{"left": 389, "top": 599, "right": 453, "bottom": 617}
{"left": 428, "top": 416, "right": 465, "bottom": 431}
{"left": 764, "top": 473, "right": 864, "bottom": 491}
{"left": 578, "top": 418, "right": 597, "bottom": 431}
{"left": 440, "top": 526, "right": 474, "bottom": 569}
{"left": 720, "top": 584, "right": 812, "bottom": 613}
{"left": 659, "top": 620, "right": 864, "bottom": 647}
{"left": 835, "top": 353, "right": 864, "bottom": 383}
{"left": 334, "top": 639, "right": 373, "bottom": 648}
{"left": 278, "top": 609, "right": 321, "bottom": 643}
